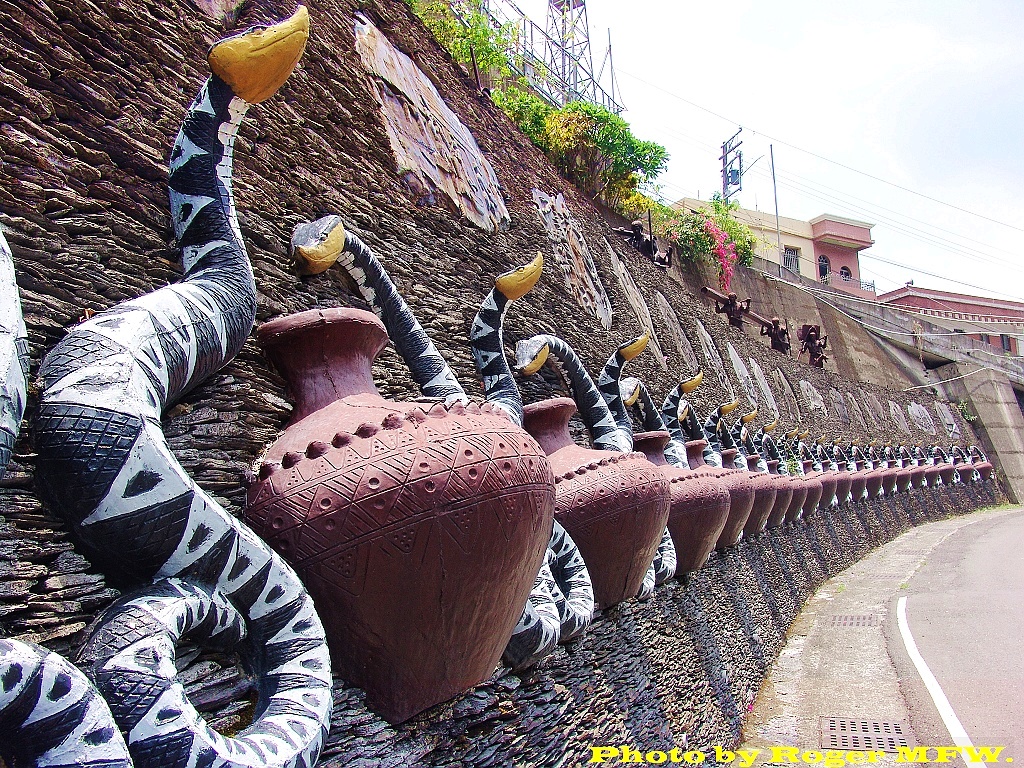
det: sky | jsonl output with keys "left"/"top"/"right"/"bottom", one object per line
{"left": 508, "top": 0, "right": 1024, "bottom": 302}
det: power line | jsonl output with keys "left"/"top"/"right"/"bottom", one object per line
{"left": 643, "top": 122, "right": 1023, "bottom": 271}
{"left": 617, "top": 68, "right": 1024, "bottom": 234}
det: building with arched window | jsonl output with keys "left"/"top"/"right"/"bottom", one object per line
{"left": 674, "top": 199, "right": 876, "bottom": 299}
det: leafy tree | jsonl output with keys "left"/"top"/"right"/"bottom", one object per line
{"left": 409, "top": 1, "right": 669, "bottom": 214}
{"left": 409, "top": 0, "right": 518, "bottom": 83}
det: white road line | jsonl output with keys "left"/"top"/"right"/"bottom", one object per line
{"left": 896, "top": 595, "right": 978, "bottom": 758}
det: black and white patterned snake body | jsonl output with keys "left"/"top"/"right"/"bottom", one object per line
{"left": 1, "top": 230, "right": 134, "bottom": 768}
{"left": 468, "top": 286, "right": 593, "bottom": 669}
{"left": 515, "top": 335, "right": 630, "bottom": 453}
{"left": 620, "top": 377, "right": 686, "bottom": 468}
{"left": 31, "top": 61, "right": 332, "bottom": 768}
{"left": 325, "top": 226, "right": 468, "bottom": 404}
{"left": 0, "top": 227, "right": 27, "bottom": 480}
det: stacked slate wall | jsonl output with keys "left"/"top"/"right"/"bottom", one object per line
{"left": 0, "top": 0, "right": 991, "bottom": 757}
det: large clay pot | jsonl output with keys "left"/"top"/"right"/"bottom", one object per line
{"left": 698, "top": 447, "right": 755, "bottom": 548}
{"left": 895, "top": 458, "right": 913, "bottom": 493}
{"left": 244, "top": 308, "right": 554, "bottom": 724}
{"left": 522, "top": 399, "right": 669, "bottom": 609}
{"left": 881, "top": 461, "right": 899, "bottom": 496}
{"left": 864, "top": 464, "right": 884, "bottom": 498}
{"left": 799, "top": 461, "right": 825, "bottom": 519}
{"left": 923, "top": 462, "right": 941, "bottom": 488}
{"left": 833, "top": 469, "right": 853, "bottom": 506}
{"left": 781, "top": 465, "right": 809, "bottom": 525}
{"left": 742, "top": 454, "right": 777, "bottom": 537}
{"left": 850, "top": 461, "right": 868, "bottom": 501}
{"left": 764, "top": 460, "right": 794, "bottom": 529}
{"left": 974, "top": 459, "right": 994, "bottom": 482}
{"left": 936, "top": 461, "right": 957, "bottom": 486}
{"left": 908, "top": 459, "right": 927, "bottom": 490}
{"left": 633, "top": 432, "right": 729, "bottom": 576}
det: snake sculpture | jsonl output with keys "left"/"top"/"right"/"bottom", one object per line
{"left": 731, "top": 410, "right": 768, "bottom": 473}
{"left": 28, "top": 12, "right": 333, "bottom": 767}
{"left": 2, "top": 225, "right": 136, "bottom": 767}
{"left": 515, "top": 334, "right": 674, "bottom": 597}
{"left": 0, "top": 226, "right": 28, "bottom": 480}
{"left": 289, "top": 220, "right": 593, "bottom": 671}
{"left": 619, "top": 375, "right": 693, "bottom": 469}
{"left": 703, "top": 402, "right": 745, "bottom": 470}
{"left": 756, "top": 421, "right": 789, "bottom": 474}
{"left": 593, "top": 341, "right": 676, "bottom": 593}
{"left": 470, "top": 259, "right": 594, "bottom": 667}
{"left": 291, "top": 217, "right": 466, "bottom": 405}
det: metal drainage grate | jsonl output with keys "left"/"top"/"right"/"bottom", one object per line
{"left": 829, "top": 614, "right": 881, "bottom": 627}
{"left": 820, "top": 717, "right": 914, "bottom": 751}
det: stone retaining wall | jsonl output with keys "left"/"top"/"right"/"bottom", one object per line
{"left": 311, "top": 484, "right": 999, "bottom": 767}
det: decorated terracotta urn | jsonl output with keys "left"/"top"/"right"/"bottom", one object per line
{"left": 742, "top": 454, "right": 778, "bottom": 537}
{"left": 864, "top": 464, "right": 884, "bottom": 499}
{"left": 245, "top": 308, "right": 554, "bottom": 723}
{"left": 686, "top": 443, "right": 755, "bottom": 549}
{"left": 522, "top": 398, "right": 669, "bottom": 608}
{"left": 833, "top": 468, "right": 853, "bottom": 507}
{"left": 881, "top": 459, "right": 900, "bottom": 496}
{"left": 936, "top": 460, "right": 957, "bottom": 486}
{"left": 850, "top": 460, "right": 869, "bottom": 502}
{"left": 799, "top": 461, "right": 826, "bottom": 520}
{"left": 633, "top": 432, "right": 729, "bottom": 576}
{"left": 972, "top": 455, "right": 994, "bottom": 482}
{"left": 895, "top": 457, "right": 914, "bottom": 493}
{"left": 907, "top": 457, "right": 927, "bottom": 490}
{"left": 764, "top": 461, "right": 794, "bottom": 529}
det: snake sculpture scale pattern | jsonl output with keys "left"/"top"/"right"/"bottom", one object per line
{"left": 4, "top": 11, "right": 333, "bottom": 768}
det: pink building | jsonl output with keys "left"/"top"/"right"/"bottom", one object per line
{"left": 878, "top": 285, "right": 1024, "bottom": 356}
{"left": 676, "top": 199, "right": 876, "bottom": 299}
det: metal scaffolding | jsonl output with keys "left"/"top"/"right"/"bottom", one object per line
{"left": 477, "top": 0, "right": 624, "bottom": 113}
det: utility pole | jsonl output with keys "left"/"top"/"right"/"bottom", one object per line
{"left": 721, "top": 127, "right": 743, "bottom": 201}
{"left": 770, "top": 144, "right": 783, "bottom": 278}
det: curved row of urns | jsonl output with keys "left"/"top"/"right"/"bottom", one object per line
{"left": 0, "top": 9, "right": 996, "bottom": 768}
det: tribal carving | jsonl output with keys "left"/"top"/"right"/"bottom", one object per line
{"left": 532, "top": 189, "right": 613, "bottom": 330}
{"left": 355, "top": 18, "right": 510, "bottom": 232}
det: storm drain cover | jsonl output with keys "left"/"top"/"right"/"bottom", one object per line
{"left": 828, "top": 614, "right": 881, "bottom": 627}
{"left": 819, "top": 717, "right": 914, "bottom": 750}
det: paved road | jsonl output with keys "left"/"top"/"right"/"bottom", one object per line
{"left": 742, "top": 506, "right": 1022, "bottom": 766}
{"left": 891, "top": 507, "right": 1024, "bottom": 755}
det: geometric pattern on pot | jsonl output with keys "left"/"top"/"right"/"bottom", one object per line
{"left": 829, "top": 388, "right": 850, "bottom": 425}
{"left": 727, "top": 342, "right": 757, "bottom": 409}
{"left": 532, "top": 189, "right": 613, "bottom": 330}
{"left": 772, "top": 367, "right": 801, "bottom": 422}
{"left": 935, "top": 401, "right": 961, "bottom": 439}
{"left": 656, "top": 290, "right": 700, "bottom": 374}
{"left": 354, "top": 18, "right": 510, "bottom": 232}
{"left": 245, "top": 308, "right": 554, "bottom": 725}
{"left": 695, "top": 319, "right": 732, "bottom": 397}
{"left": 908, "top": 401, "right": 937, "bottom": 435}
{"left": 606, "top": 239, "right": 666, "bottom": 370}
{"left": 889, "top": 400, "right": 911, "bottom": 433}
{"left": 800, "top": 379, "right": 828, "bottom": 419}
{"left": 846, "top": 392, "right": 867, "bottom": 430}
{"left": 522, "top": 397, "right": 669, "bottom": 610}
{"left": 750, "top": 357, "right": 779, "bottom": 422}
